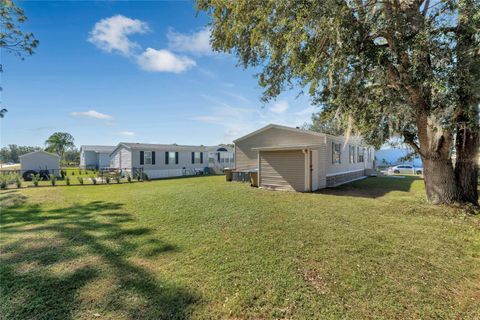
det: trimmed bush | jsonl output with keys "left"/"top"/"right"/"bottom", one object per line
{"left": 77, "top": 177, "right": 84, "bottom": 185}
{"left": 66, "top": 176, "right": 70, "bottom": 186}
{"left": 126, "top": 174, "right": 132, "bottom": 183}
{"left": 50, "top": 175, "right": 57, "bottom": 186}
{"left": 32, "top": 174, "right": 40, "bottom": 187}
{"left": 15, "top": 175, "right": 22, "bottom": 188}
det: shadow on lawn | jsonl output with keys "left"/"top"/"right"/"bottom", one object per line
{"left": 316, "top": 176, "right": 418, "bottom": 198}
{"left": 0, "top": 193, "right": 197, "bottom": 320}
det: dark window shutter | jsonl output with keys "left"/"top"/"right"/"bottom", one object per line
{"left": 140, "top": 151, "right": 144, "bottom": 165}
{"left": 152, "top": 151, "right": 156, "bottom": 165}
{"left": 191, "top": 152, "right": 194, "bottom": 164}
{"left": 200, "top": 152, "right": 203, "bottom": 164}
{"left": 165, "top": 152, "right": 169, "bottom": 164}
{"left": 217, "top": 153, "right": 220, "bottom": 161}
{"left": 175, "top": 152, "right": 179, "bottom": 164}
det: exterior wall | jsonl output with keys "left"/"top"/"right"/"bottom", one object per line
{"left": 130, "top": 148, "right": 207, "bottom": 179}
{"left": 80, "top": 151, "right": 98, "bottom": 169}
{"left": 98, "top": 153, "right": 111, "bottom": 168}
{"left": 20, "top": 152, "right": 60, "bottom": 172}
{"left": 235, "top": 127, "right": 324, "bottom": 170}
{"left": 120, "top": 148, "right": 132, "bottom": 169}
{"left": 326, "top": 170, "right": 366, "bottom": 187}
{"left": 324, "top": 136, "right": 368, "bottom": 176}
{"left": 259, "top": 150, "right": 306, "bottom": 191}
{"left": 111, "top": 150, "right": 120, "bottom": 168}
{"left": 316, "top": 144, "right": 327, "bottom": 189}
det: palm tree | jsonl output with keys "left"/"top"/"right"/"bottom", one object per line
{"left": 0, "top": 109, "right": 7, "bottom": 118}
{"left": 45, "top": 132, "right": 75, "bottom": 162}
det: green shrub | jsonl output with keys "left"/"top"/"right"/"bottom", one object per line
{"left": 50, "top": 175, "right": 57, "bottom": 186}
{"left": 0, "top": 176, "right": 7, "bottom": 190}
{"left": 105, "top": 176, "right": 110, "bottom": 184}
{"left": 91, "top": 177, "right": 97, "bottom": 185}
{"left": 65, "top": 176, "right": 70, "bottom": 186}
{"left": 115, "top": 174, "right": 121, "bottom": 184}
{"left": 15, "top": 175, "right": 22, "bottom": 188}
{"left": 143, "top": 172, "right": 149, "bottom": 181}
{"left": 126, "top": 174, "right": 132, "bottom": 183}
{"left": 77, "top": 176, "right": 84, "bottom": 185}
{"left": 32, "top": 174, "right": 40, "bottom": 187}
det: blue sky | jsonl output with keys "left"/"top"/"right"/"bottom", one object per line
{"left": 1, "top": 1, "right": 317, "bottom": 148}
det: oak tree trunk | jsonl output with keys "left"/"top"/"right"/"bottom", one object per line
{"left": 455, "top": 121, "right": 479, "bottom": 205}
{"left": 422, "top": 156, "right": 459, "bottom": 205}
{"left": 416, "top": 112, "right": 460, "bottom": 204}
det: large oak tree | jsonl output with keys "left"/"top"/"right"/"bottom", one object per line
{"left": 197, "top": 0, "right": 480, "bottom": 205}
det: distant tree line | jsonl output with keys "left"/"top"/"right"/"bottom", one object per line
{"left": 1, "top": 132, "right": 79, "bottom": 165}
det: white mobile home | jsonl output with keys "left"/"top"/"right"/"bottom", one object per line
{"left": 206, "top": 145, "right": 234, "bottom": 173}
{"left": 234, "top": 124, "right": 375, "bottom": 192}
{"left": 109, "top": 143, "right": 209, "bottom": 179}
{"left": 80, "top": 145, "right": 115, "bottom": 169}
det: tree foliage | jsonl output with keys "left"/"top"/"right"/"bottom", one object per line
{"left": 0, "top": 0, "right": 38, "bottom": 57}
{"left": 0, "top": 0, "right": 39, "bottom": 118}
{"left": 198, "top": 0, "right": 480, "bottom": 205}
{"left": 0, "top": 144, "right": 41, "bottom": 163}
{"left": 45, "top": 132, "right": 75, "bottom": 162}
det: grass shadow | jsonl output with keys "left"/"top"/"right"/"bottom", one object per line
{"left": 0, "top": 194, "right": 198, "bottom": 319}
{"left": 316, "top": 176, "right": 418, "bottom": 199}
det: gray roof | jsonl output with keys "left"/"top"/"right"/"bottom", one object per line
{"left": 116, "top": 142, "right": 207, "bottom": 151}
{"left": 81, "top": 145, "right": 116, "bottom": 153}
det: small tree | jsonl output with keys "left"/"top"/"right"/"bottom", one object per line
{"left": 45, "top": 132, "right": 75, "bottom": 163}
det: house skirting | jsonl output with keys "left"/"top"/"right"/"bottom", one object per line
{"left": 326, "top": 169, "right": 366, "bottom": 187}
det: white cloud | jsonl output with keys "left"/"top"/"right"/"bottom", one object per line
{"left": 269, "top": 100, "right": 289, "bottom": 114}
{"left": 295, "top": 106, "right": 316, "bottom": 116}
{"left": 136, "top": 48, "right": 196, "bottom": 73}
{"left": 88, "top": 15, "right": 149, "bottom": 56}
{"left": 71, "top": 110, "right": 112, "bottom": 120}
{"left": 119, "top": 131, "right": 135, "bottom": 136}
{"left": 192, "top": 116, "right": 223, "bottom": 123}
{"left": 167, "top": 27, "right": 212, "bottom": 56}
{"left": 225, "top": 92, "right": 251, "bottom": 104}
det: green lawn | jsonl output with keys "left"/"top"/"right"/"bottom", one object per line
{"left": 1, "top": 176, "right": 479, "bottom": 319}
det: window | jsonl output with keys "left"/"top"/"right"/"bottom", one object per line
{"left": 358, "top": 147, "right": 364, "bottom": 163}
{"left": 349, "top": 145, "right": 356, "bottom": 164}
{"left": 192, "top": 151, "right": 203, "bottom": 164}
{"left": 332, "top": 142, "right": 341, "bottom": 164}
{"left": 169, "top": 152, "right": 176, "bottom": 164}
{"left": 144, "top": 151, "right": 152, "bottom": 165}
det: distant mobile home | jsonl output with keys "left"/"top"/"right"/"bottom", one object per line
{"left": 206, "top": 145, "right": 234, "bottom": 172}
{"left": 233, "top": 124, "right": 375, "bottom": 192}
{"left": 80, "top": 145, "right": 116, "bottom": 169}
{"left": 19, "top": 150, "right": 60, "bottom": 173}
{"left": 109, "top": 143, "right": 210, "bottom": 179}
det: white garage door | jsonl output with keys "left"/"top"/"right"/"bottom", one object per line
{"left": 259, "top": 150, "right": 306, "bottom": 191}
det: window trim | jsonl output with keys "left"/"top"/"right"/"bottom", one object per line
{"left": 332, "top": 142, "right": 341, "bottom": 165}
{"left": 144, "top": 151, "right": 152, "bottom": 165}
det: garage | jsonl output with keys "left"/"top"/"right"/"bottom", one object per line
{"left": 258, "top": 149, "right": 307, "bottom": 191}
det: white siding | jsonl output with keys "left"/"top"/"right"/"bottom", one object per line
{"left": 120, "top": 148, "right": 132, "bottom": 169}
{"left": 20, "top": 152, "right": 60, "bottom": 172}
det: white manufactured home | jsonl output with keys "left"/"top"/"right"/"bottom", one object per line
{"left": 80, "top": 145, "right": 115, "bottom": 169}
{"left": 109, "top": 143, "right": 209, "bottom": 179}
{"left": 206, "top": 145, "right": 234, "bottom": 172}
{"left": 234, "top": 124, "right": 375, "bottom": 192}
